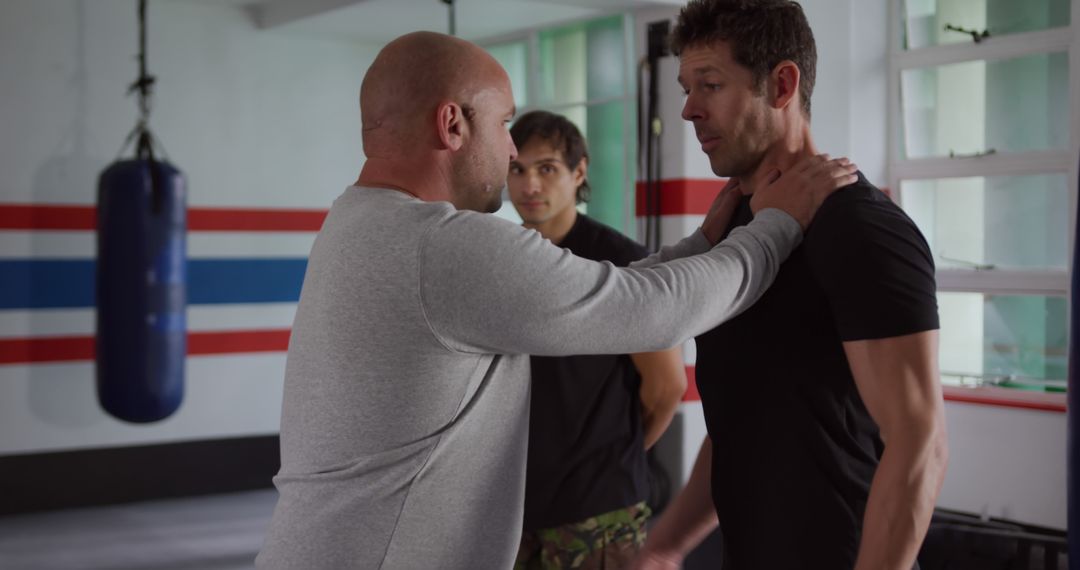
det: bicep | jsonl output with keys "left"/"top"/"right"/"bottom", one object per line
{"left": 843, "top": 331, "right": 942, "bottom": 441}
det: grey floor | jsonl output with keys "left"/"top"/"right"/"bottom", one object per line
{"left": 0, "top": 489, "right": 277, "bottom": 570}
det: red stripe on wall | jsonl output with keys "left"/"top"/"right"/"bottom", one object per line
{"left": 0, "top": 329, "right": 292, "bottom": 365}
{"left": 187, "top": 209, "right": 326, "bottom": 232}
{"left": 942, "top": 387, "right": 1067, "bottom": 413}
{"left": 0, "top": 335, "right": 96, "bottom": 364}
{"left": 0, "top": 205, "right": 96, "bottom": 230}
{"left": 187, "top": 329, "right": 292, "bottom": 355}
{"left": 0, "top": 204, "right": 327, "bottom": 232}
{"left": 682, "top": 365, "right": 700, "bottom": 402}
{"left": 635, "top": 179, "right": 729, "bottom": 217}
{"left": 680, "top": 365, "right": 1067, "bottom": 413}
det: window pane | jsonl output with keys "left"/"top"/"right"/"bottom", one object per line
{"left": 538, "top": 16, "right": 626, "bottom": 106}
{"left": 584, "top": 101, "right": 629, "bottom": 233}
{"left": 938, "top": 292, "right": 1067, "bottom": 390}
{"left": 539, "top": 23, "right": 587, "bottom": 106}
{"left": 901, "top": 52, "right": 1068, "bottom": 159}
{"left": 486, "top": 41, "right": 529, "bottom": 109}
{"left": 585, "top": 16, "right": 627, "bottom": 101}
{"left": 903, "top": 0, "right": 1070, "bottom": 50}
{"left": 901, "top": 175, "right": 1068, "bottom": 271}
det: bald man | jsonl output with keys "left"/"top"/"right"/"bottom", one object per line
{"left": 256, "top": 31, "right": 856, "bottom": 569}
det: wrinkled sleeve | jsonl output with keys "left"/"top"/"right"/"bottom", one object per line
{"left": 419, "top": 209, "right": 802, "bottom": 356}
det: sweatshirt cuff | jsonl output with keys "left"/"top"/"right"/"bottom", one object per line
{"left": 745, "top": 208, "right": 803, "bottom": 251}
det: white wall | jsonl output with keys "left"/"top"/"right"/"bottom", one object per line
{"left": 0, "top": 0, "right": 378, "bottom": 455}
{"left": 939, "top": 402, "right": 1067, "bottom": 529}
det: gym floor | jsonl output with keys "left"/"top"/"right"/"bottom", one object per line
{"left": 0, "top": 489, "right": 276, "bottom": 569}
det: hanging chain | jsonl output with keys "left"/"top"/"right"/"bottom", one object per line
{"left": 440, "top": 0, "right": 456, "bottom": 37}
{"left": 129, "top": 0, "right": 156, "bottom": 125}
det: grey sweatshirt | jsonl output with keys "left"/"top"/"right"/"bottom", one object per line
{"left": 256, "top": 186, "right": 801, "bottom": 569}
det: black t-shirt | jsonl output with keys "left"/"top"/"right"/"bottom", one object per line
{"left": 523, "top": 213, "right": 651, "bottom": 530}
{"left": 696, "top": 174, "right": 938, "bottom": 568}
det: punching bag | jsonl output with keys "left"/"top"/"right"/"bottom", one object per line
{"left": 96, "top": 135, "right": 187, "bottom": 423}
{"left": 95, "top": 0, "right": 186, "bottom": 423}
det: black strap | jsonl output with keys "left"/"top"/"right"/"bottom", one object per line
{"left": 113, "top": 0, "right": 165, "bottom": 213}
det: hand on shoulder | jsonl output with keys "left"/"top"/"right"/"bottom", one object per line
{"left": 750, "top": 154, "right": 858, "bottom": 231}
{"left": 700, "top": 178, "right": 744, "bottom": 245}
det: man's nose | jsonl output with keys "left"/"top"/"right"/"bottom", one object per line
{"left": 524, "top": 172, "right": 542, "bottom": 194}
{"left": 507, "top": 133, "right": 519, "bottom": 161}
{"left": 681, "top": 94, "right": 701, "bottom": 122}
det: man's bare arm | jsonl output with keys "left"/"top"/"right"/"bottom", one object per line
{"left": 845, "top": 331, "right": 948, "bottom": 570}
{"left": 631, "top": 347, "right": 688, "bottom": 449}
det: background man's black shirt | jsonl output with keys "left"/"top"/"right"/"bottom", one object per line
{"left": 523, "top": 213, "right": 652, "bottom": 530}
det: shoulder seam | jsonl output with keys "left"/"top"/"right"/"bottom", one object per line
{"left": 416, "top": 211, "right": 464, "bottom": 354}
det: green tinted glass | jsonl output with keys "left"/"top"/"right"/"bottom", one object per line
{"left": 903, "top": 0, "right": 1069, "bottom": 50}
{"left": 938, "top": 292, "right": 1067, "bottom": 389}
{"left": 901, "top": 52, "right": 1068, "bottom": 158}
{"left": 901, "top": 174, "right": 1069, "bottom": 270}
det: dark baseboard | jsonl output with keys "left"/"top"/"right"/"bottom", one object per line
{"left": 0, "top": 435, "right": 280, "bottom": 516}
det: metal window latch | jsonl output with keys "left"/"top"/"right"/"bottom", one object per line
{"left": 938, "top": 254, "right": 995, "bottom": 270}
{"left": 948, "top": 148, "right": 997, "bottom": 159}
{"left": 943, "top": 23, "right": 991, "bottom": 43}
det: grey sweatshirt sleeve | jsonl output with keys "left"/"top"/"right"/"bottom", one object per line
{"left": 419, "top": 208, "right": 801, "bottom": 356}
{"left": 631, "top": 208, "right": 796, "bottom": 268}
{"left": 630, "top": 228, "right": 713, "bottom": 269}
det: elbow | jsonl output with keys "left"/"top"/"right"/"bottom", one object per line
{"left": 667, "top": 368, "right": 689, "bottom": 403}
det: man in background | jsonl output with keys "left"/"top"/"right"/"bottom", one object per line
{"left": 508, "top": 110, "right": 688, "bottom": 569}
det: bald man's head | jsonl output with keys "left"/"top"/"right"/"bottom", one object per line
{"left": 360, "top": 31, "right": 505, "bottom": 155}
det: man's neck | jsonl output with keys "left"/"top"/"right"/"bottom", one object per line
{"left": 525, "top": 207, "right": 578, "bottom": 245}
{"left": 356, "top": 155, "right": 452, "bottom": 203}
{"left": 740, "top": 123, "right": 818, "bottom": 195}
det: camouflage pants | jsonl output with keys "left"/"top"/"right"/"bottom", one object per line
{"left": 514, "top": 502, "right": 651, "bottom": 570}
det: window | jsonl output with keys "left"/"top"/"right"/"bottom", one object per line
{"left": 888, "top": 0, "right": 1076, "bottom": 392}
{"left": 484, "top": 15, "right": 637, "bottom": 234}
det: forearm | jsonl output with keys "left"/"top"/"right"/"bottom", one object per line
{"left": 631, "top": 229, "right": 711, "bottom": 268}
{"left": 640, "top": 438, "right": 719, "bottom": 561}
{"left": 633, "top": 348, "right": 687, "bottom": 450}
{"left": 854, "top": 429, "right": 948, "bottom": 570}
{"left": 641, "top": 399, "right": 679, "bottom": 450}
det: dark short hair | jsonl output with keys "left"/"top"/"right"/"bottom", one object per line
{"left": 509, "top": 110, "right": 591, "bottom": 204}
{"left": 671, "top": 0, "right": 817, "bottom": 118}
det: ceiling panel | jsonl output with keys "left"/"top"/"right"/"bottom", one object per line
{"left": 175, "top": 0, "right": 681, "bottom": 44}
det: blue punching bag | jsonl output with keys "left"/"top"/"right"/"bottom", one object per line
{"left": 95, "top": 0, "right": 186, "bottom": 423}
{"left": 96, "top": 133, "right": 187, "bottom": 423}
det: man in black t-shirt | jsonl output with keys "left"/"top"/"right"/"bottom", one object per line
{"left": 633, "top": 2, "right": 948, "bottom": 570}
{"left": 507, "top": 111, "right": 689, "bottom": 569}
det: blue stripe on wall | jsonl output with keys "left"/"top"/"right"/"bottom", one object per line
{"left": 0, "top": 259, "right": 308, "bottom": 309}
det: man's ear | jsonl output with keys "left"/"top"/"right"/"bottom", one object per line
{"left": 436, "top": 101, "right": 467, "bottom": 151}
{"left": 571, "top": 157, "right": 588, "bottom": 188}
{"left": 769, "top": 60, "right": 801, "bottom": 112}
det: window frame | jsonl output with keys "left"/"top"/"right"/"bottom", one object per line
{"left": 480, "top": 14, "right": 640, "bottom": 234}
{"left": 886, "top": 0, "right": 1079, "bottom": 388}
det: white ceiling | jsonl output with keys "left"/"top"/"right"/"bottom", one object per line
{"left": 178, "top": 0, "right": 683, "bottom": 44}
